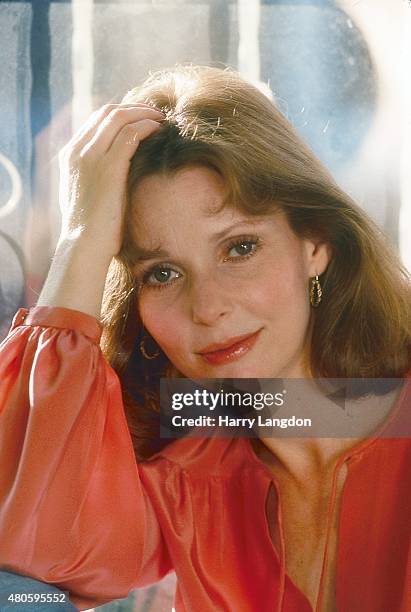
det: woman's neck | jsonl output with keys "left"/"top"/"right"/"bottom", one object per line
{"left": 255, "top": 382, "right": 403, "bottom": 483}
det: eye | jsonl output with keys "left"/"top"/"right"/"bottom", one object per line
{"left": 224, "top": 236, "right": 261, "bottom": 261}
{"left": 141, "top": 265, "right": 182, "bottom": 290}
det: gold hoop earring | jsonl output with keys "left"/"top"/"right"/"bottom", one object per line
{"left": 310, "top": 275, "right": 322, "bottom": 308}
{"left": 140, "top": 337, "right": 160, "bottom": 360}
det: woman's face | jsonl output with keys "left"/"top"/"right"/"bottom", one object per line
{"left": 130, "top": 165, "right": 330, "bottom": 379}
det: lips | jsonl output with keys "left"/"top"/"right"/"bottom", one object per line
{"left": 197, "top": 329, "right": 262, "bottom": 366}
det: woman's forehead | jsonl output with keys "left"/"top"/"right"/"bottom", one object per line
{"left": 131, "top": 166, "right": 226, "bottom": 214}
{"left": 130, "top": 166, "right": 282, "bottom": 233}
{"left": 131, "top": 172, "right": 229, "bottom": 240}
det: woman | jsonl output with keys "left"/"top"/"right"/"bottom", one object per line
{"left": 0, "top": 65, "right": 410, "bottom": 612}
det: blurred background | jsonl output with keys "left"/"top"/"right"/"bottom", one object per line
{"left": 0, "top": 0, "right": 410, "bottom": 609}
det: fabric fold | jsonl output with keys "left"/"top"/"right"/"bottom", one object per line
{"left": 0, "top": 308, "right": 172, "bottom": 611}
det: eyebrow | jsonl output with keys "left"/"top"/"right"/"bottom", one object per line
{"left": 132, "top": 218, "right": 268, "bottom": 265}
{"left": 132, "top": 245, "right": 169, "bottom": 263}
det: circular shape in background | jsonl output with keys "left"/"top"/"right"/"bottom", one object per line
{"left": 260, "top": 2, "right": 377, "bottom": 170}
{"left": 0, "top": 152, "right": 22, "bottom": 219}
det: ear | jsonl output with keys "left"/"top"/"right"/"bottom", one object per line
{"left": 303, "top": 239, "right": 332, "bottom": 277}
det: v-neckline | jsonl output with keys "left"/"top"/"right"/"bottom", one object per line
{"left": 241, "top": 435, "right": 351, "bottom": 612}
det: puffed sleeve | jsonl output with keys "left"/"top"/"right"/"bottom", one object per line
{"left": 0, "top": 307, "right": 173, "bottom": 611}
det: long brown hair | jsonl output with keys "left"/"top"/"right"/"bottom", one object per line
{"left": 99, "top": 64, "right": 411, "bottom": 460}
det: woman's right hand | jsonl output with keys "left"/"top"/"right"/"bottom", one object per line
{"left": 35, "top": 103, "right": 164, "bottom": 317}
{"left": 57, "top": 103, "right": 165, "bottom": 258}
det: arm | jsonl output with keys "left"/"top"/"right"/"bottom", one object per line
{"left": 0, "top": 306, "right": 173, "bottom": 611}
{"left": 0, "top": 102, "right": 172, "bottom": 610}
{"left": 36, "top": 101, "right": 165, "bottom": 320}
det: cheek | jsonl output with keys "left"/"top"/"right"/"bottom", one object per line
{"left": 138, "top": 296, "right": 184, "bottom": 352}
{"left": 246, "top": 259, "right": 309, "bottom": 320}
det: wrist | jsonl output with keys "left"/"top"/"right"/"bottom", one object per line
{"left": 36, "top": 236, "right": 113, "bottom": 319}
{"left": 55, "top": 233, "right": 114, "bottom": 266}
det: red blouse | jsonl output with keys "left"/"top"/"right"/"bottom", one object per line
{"left": 0, "top": 306, "right": 410, "bottom": 612}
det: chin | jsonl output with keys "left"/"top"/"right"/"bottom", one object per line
{"left": 198, "top": 363, "right": 274, "bottom": 379}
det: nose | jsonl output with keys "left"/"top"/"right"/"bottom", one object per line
{"left": 189, "top": 273, "right": 233, "bottom": 326}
